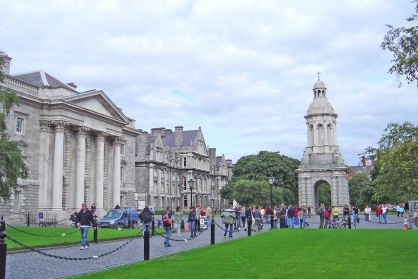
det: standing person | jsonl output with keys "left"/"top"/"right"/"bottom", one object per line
{"left": 205, "top": 205, "right": 213, "bottom": 228}
{"left": 376, "top": 204, "right": 383, "bottom": 223}
{"left": 139, "top": 205, "right": 154, "bottom": 235}
{"left": 221, "top": 206, "right": 235, "bottom": 237}
{"left": 382, "top": 204, "right": 388, "bottom": 224}
{"left": 234, "top": 206, "right": 241, "bottom": 231}
{"left": 173, "top": 206, "right": 183, "bottom": 236}
{"left": 343, "top": 204, "right": 349, "bottom": 222}
{"left": 301, "top": 205, "right": 309, "bottom": 227}
{"left": 266, "top": 206, "right": 274, "bottom": 230}
{"left": 195, "top": 205, "right": 201, "bottom": 233}
{"left": 90, "top": 203, "right": 96, "bottom": 215}
{"left": 324, "top": 206, "right": 331, "bottom": 228}
{"left": 364, "top": 205, "right": 371, "bottom": 222}
{"left": 287, "top": 205, "right": 295, "bottom": 228}
{"left": 352, "top": 205, "right": 360, "bottom": 224}
{"left": 115, "top": 204, "right": 121, "bottom": 209}
{"left": 396, "top": 204, "right": 401, "bottom": 217}
{"left": 240, "top": 206, "right": 247, "bottom": 231}
{"left": 252, "top": 206, "right": 262, "bottom": 232}
{"left": 331, "top": 206, "right": 339, "bottom": 223}
{"left": 318, "top": 203, "right": 325, "bottom": 229}
{"left": 188, "top": 206, "right": 197, "bottom": 238}
{"left": 400, "top": 204, "right": 405, "bottom": 217}
{"left": 162, "top": 206, "right": 172, "bottom": 247}
{"left": 74, "top": 203, "right": 97, "bottom": 250}
{"left": 307, "top": 205, "right": 311, "bottom": 218}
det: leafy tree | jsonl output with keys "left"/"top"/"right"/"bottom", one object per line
{"left": 0, "top": 55, "right": 28, "bottom": 199}
{"left": 381, "top": 1, "right": 418, "bottom": 86}
{"left": 349, "top": 173, "right": 371, "bottom": 208}
{"left": 359, "top": 122, "right": 418, "bottom": 202}
{"left": 221, "top": 151, "right": 300, "bottom": 205}
{"left": 317, "top": 182, "right": 331, "bottom": 206}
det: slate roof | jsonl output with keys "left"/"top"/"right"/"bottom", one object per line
{"left": 146, "top": 129, "right": 198, "bottom": 148}
{"left": 12, "top": 70, "right": 79, "bottom": 93}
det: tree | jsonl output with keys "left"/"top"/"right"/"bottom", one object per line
{"left": 0, "top": 54, "right": 28, "bottom": 199}
{"left": 359, "top": 122, "right": 418, "bottom": 202}
{"left": 381, "top": 1, "right": 418, "bottom": 86}
{"left": 317, "top": 181, "right": 331, "bottom": 206}
{"left": 221, "top": 151, "right": 300, "bottom": 205}
{"left": 349, "top": 173, "right": 371, "bottom": 208}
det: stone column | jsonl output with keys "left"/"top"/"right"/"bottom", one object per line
{"left": 113, "top": 137, "right": 121, "bottom": 207}
{"left": 96, "top": 132, "right": 107, "bottom": 210}
{"left": 51, "top": 120, "right": 67, "bottom": 210}
{"left": 75, "top": 127, "right": 89, "bottom": 208}
{"left": 38, "top": 120, "right": 51, "bottom": 209}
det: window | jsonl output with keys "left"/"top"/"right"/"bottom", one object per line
{"left": 183, "top": 196, "right": 188, "bottom": 207}
{"left": 13, "top": 191, "right": 20, "bottom": 211}
{"left": 120, "top": 167, "right": 125, "bottom": 184}
{"left": 183, "top": 157, "right": 186, "bottom": 167}
{"left": 120, "top": 143, "right": 125, "bottom": 155}
{"left": 16, "top": 117, "right": 24, "bottom": 134}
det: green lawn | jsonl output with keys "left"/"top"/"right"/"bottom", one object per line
{"left": 4, "top": 225, "right": 163, "bottom": 250}
{"left": 68, "top": 229, "right": 417, "bottom": 279}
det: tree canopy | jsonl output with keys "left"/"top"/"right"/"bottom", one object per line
{"left": 220, "top": 151, "right": 300, "bottom": 206}
{"left": 0, "top": 55, "right": 28, "bottom": 199}
{"left": 359, "top": 121, "right": 418, "bottom": 204}
{"left": 381, "top": 0, "right": 418, "bottom": 86}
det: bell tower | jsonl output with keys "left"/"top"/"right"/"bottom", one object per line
{"left": 296, "top": 75, "right": 349, "bottom": 212}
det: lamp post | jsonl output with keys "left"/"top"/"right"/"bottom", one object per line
{"left": 188, "top": 179, "right": 195, "bottom": 208}
{"left": 268, "top": 175, "right": 275, "bottom": 230}
{"left": 135, "top": 196, "right": 139, "bottom": 210}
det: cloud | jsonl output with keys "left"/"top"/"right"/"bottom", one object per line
{"left": 1, "top": 0, "right": 417, "bottom": 166}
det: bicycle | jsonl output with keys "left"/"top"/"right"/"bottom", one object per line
{"left": 329, "top": 217, "right": 341, "bottom": 229}
{"left": 39, "top": 219, "right": 56, "bottom": 227}
{"left": 340, "top": 217, "right": 356, "bottom": 229}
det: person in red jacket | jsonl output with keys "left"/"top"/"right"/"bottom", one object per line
{"left": 376, "top": 205, "right": 383, "bottom": 223}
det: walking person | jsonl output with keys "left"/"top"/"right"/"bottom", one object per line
{"left": 382, "top": 204, "right": 388, "bottom": 224}
{"left": 287, "top": 204, "right": 295, "bottom": 228}
{"left": 240, "top": 206, "right": 247, "bottom": 230}
{"left": 376, "top": 204, "right": 383, "bottom": 223}
{"left": 221, "top": 206, "right": 235, "bottom": 237}
{"left": 318, "top": 203, "right": 325, "bottom": 229}
{"left": 188, "top": 206, "right": 197, "bottom": 238}
{"left": 174, "top": 206, "right": 183, "bottom": 236}
{"left": 205, "top": 205, "right": 213, "bottom": 228}
{"left": 75, "top": 203, "right": 97, "bottom": 250}
{"left": 301, "top": 205, "right": 309, "bottom": 227}
{"left": 139, "top": 205, "right": 154, "bottom": 235}
{"left": 162, "top": 206, "right": 172, "bottom": 247}
{"left": 252, "top": 206, "right": 262, "bottom": 232}
{"left": 364, "top": 205, "right": 371, "bottom": 222}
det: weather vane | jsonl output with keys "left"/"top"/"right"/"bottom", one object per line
{"left": 317, "top": 70, "right": 321, "bottom": 81}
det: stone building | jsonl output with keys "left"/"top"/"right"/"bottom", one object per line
{"left": 0, "top": 53, "right": 232, "bottom": 223}
{"left": 136, "top": 126, "right": 233, "bottom": 211}
{"left": 296, "top": 78, "right": 349, "bottom": 212}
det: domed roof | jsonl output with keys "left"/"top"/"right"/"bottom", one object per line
{"left": 313, "top": 79, "right": 326, "bottom": 90}
{"left": 306, "top": 96, "right": 336, "bottom": 115}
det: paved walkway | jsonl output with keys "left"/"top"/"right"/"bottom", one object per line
{"left": 5, "top": 214, "right": 414, "bottom": 278}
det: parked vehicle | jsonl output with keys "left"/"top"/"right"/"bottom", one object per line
{"left": 100, "top": 208, "right": 139, "bottom": 229}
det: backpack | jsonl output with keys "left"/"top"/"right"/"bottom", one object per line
{"left": 142, "top": 209, "right": 152, "bottom": 223}
{"left": 324, "top": 210, "right": 330, "bottom": 218}
{"left": 162, "top": 214, "right": 171, "bottom": 227}
{"left": 316, "top": 208, "right": 321, "bottom": 215}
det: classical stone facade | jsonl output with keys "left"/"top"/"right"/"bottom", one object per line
{"left": 136, "top": 126, "right": 233, "bottom": 211}
{"left": 296, "top": 78, "right": 349, "bottom": 212}
{"left": 0, "top": 53, "right": 233, "bottom": 222}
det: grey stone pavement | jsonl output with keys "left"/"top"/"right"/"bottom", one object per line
{"left": 5, "top": 214, "right": 414, "bottom": 279}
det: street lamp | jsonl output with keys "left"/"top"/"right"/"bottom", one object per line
{"left": 135, "top": 196, "right": 139, "bottom": 209}
{"left": 188, "top": 179, "right": 195, "bottom": 207}
{"left": 268, "top": 175, "right": 275, "bottom": 230}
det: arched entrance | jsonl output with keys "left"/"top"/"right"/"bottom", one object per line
{"left": 314, "top": 180, "right": 331, "bottom": 207}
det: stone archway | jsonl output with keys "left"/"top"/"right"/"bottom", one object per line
{"left": 314, "top": 179, "right": 331, "bottom": 207}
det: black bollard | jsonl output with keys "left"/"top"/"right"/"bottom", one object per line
{"left": 210, "top": 218, "right": 215, "bottom": 245}
{"left": 300, "top": 219, "right": 303, "bottom": 229}
{"left": 93, "top": 215, "right": 98, "bottom": 243}
{"left": 271, "top": 216, "right": 274, "bottom": 230}
{"left": 144, "top": 225, "right": 150, "bottom": 261}
{"left": 127, "top": 214, "right": 131, "bottom": 229}
{"left": 151, "top": 219, "right": 155, "bottom": 236}
{"left": 27, "top": 212, "right": 30, "bottom": 227}
{"left": 247, "top": 215, "right": 252, "bottom": 236}
{"left": 0, "top": 216, "right": 6, "bottom": 279}
{"left": 348, "top": 215, "right": 352, "bottom": 229}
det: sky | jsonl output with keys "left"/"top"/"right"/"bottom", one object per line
{"left": 0, "top": 0, "right": 417, "bottom": 166}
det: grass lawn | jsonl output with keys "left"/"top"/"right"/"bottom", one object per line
{"left": 4, "top": 225, "right": 165, "bottom": 250}
{"left": 70, "top": 229, "right": 417, "bottom": 279}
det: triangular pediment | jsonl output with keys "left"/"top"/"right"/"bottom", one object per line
{"left": 63, "top": 90, "right": 129, "bottom": 124}
{"left": 193, "top": 127, "right": 208, "bottom": 156}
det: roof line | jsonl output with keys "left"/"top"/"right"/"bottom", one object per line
{"left": 40, "top": 70, "right": 49, "bottom": 86}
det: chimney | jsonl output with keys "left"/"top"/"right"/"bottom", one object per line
{"left": 175, "top": 126, "right": 183, "bottom": 146}
{"left": 0, "top": 52, "right": 11, "bottom": 74}
{"left": 67, "top": 82, "right": 77, "bottom": 89}
{"left": 361, "top": 156, "right": 366, "bottom": 167}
